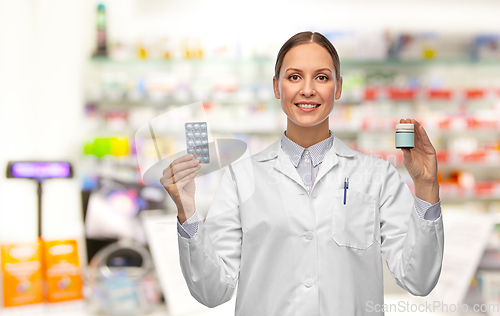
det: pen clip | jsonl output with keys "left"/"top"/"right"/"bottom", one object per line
{"left": 343, "top": 177, "right": 348, "bottom": 205}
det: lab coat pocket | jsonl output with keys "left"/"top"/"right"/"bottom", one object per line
{"left": 331, "top": 188, "right": 376, "bottom": 250}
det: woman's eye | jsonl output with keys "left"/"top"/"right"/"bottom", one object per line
{"left": 317, "top": 75, "right": 328, "bottom": 81}
{"left": 289, "top": 75, "right": 300, "bottom": 81}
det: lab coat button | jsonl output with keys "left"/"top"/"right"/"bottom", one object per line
{"left": 305, "top": 232, "right": 313, "bottom": 240}
{"left": 304, "top": 279, "right": 314, "bottom": 288}
{"left": 312, "top": 191, "right": 318, "bottom": 198}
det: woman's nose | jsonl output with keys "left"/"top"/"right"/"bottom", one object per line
{"left": 300, "top": 81, "right": 316, "bottom": 96}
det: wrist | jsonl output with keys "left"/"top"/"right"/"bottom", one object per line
{"left": 177, "top": 204, "right": 187, "bottom": 222}
{"left": 414, "top": 180, "right": 440, "bottom": 204}
{"left": 177, "top": 206, "right": 195, "bottom": 225}
{"left": 412, "top": 173, "right": 438, "bottom": 183}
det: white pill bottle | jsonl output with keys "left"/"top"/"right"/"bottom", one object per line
{"left": 395, "top": 123, "right": 415, "bottom": 148}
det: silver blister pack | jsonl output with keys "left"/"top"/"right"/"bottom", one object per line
{"left": 185, "top": 122, "right": 210, "bottom": 163}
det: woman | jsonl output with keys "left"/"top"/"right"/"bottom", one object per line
{"left": 162, "top": 31, "right": 443, "bottom": 316}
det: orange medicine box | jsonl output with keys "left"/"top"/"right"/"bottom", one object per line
{"left": 43, "top": 240, "right": 83, "bottom": 303}
{"left": 1, "top": 241, "right": 44, "bottom": 307}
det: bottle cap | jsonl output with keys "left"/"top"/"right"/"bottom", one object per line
{"left": 395, "top": 123, "right": 414, "bottom": 132}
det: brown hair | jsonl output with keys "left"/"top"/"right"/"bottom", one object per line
{"left": 274, "top": 31, "right": 340, "bottom": 81}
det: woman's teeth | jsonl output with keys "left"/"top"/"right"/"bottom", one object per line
{"left": 296, "top": 104, "right": 319, "bottom": 108}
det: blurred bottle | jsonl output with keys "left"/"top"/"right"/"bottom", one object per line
{"left": 160, "top": 37, "right": 172, "bottom": 60}
{"left": 198, "top": 47, "right": 203, "bottom": 59}
{"left": 137, "top": 39, "right": 147, "bottom": 60}
{"left": 494, "top": 140, "right": 500, "bottom": 152}
{"left": 183, "top": 39, "right": 191, "bottom": 59}
{"left": 195, "top": 39, "right": 203, "bottom": 59}
{"left": 421, "top": 32, "right": 437, "bottom": 60}
{"left": 93, "top": 4, "right": 108, "bottom": 57}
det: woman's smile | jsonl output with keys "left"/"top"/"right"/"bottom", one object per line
{"left": 295, "top": 101, "right": 321, "bottom": 112}
{"left": 295, "top": 101, "right": 321, "bottom": 109}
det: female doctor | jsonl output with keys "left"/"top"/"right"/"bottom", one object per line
{"left": 161, "top": 31, "right": 444, "bottom": 316}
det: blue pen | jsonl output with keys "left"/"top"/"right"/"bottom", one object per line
{"left": 343, "top": 177, "right": 349, "bottom": 205}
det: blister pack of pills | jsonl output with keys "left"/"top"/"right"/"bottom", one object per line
{"left": 185, "top": 122, "right": 210, "bottom": 163}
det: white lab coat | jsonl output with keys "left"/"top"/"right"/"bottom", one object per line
{"left": 178, "top": 136, "right": 444, "bottom": 316}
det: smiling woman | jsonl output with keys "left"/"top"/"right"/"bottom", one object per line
{"left": 171, "top": 31, "right": 444, "bottom": 316}
{"left": 273, "top": 32, "right": 343, "bottom": 148}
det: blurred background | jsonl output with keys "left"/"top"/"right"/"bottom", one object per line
{"left": 3, "top": 0, "right": 500, "bottom": 315}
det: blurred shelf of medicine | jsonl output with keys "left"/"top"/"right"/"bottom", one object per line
{"left": 81, "top": 48, "right": 500, "bottom": 215}
{"left": 89, "top": 56, "right": 500, "bottom": 68}
{"left": 83, "top": 78, "right": 500, "bottom": 108}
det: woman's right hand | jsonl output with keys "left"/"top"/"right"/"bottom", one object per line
{"left": 161, "top": 154, "right": 201, "bottom": 222}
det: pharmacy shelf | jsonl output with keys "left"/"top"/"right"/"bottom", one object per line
{"left": 81, "top": 157, "right": 500, "bottom": 204}
{"left": 343, "top": 58, "right": 500, "bottom": 68}
{"left": 83, "top": 56, "right": 500, "bottom": 205}
{"left": 89, "top": 57, "right": 500, "bottom": 68}
{"left": 86, "top": 98, "right": 277, "bottom": 107}
{"left": 342, "top": 127, "right": 500, "bottom": 134}
{"left": 377, "top": 150, "right": 500, "bottom": 164}
{"left": 87, "top": 90, "right": 500, "bottom": 107}
{"left": 89, "top": 56, "right": 275, "bottom": 66}
{"left": 440, "top": 196, "right": 500, "bottom": 203}
{"left": 83, "top": 116, "right": 500, "bottom": 134}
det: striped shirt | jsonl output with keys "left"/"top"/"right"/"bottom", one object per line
{"left": 177, "top": 130, "right": 441, "bottom": 238}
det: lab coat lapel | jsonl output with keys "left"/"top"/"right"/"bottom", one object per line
{"left": 313, "top": 141, "right": 339, "bottom": 189}
{"left": 274, "top": 145, "right": 305, "bottom": 189}
{"left": 256, "top": 138, "right": 304, "bottom": 189}
{"left": 313, "top": 135, "right": 357, "bottom": 189}
{"left": 257, "top": 134, "right": 356, "bottom": 191}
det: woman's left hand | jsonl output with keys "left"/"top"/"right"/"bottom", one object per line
{"left": 399, "top": 118, "right": 438, "bottom": 184}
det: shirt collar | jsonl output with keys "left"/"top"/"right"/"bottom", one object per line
{"left": 280, "top": 130, "right": 334, "bottom": 167}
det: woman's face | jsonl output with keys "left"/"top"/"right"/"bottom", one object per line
{"left": 273, "top": 42, "right": 342, "bottom": 128}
